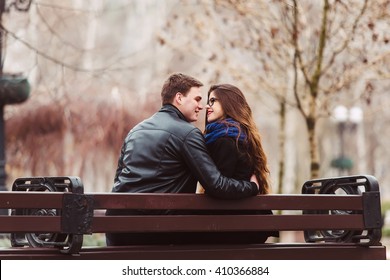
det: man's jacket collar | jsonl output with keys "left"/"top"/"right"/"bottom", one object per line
{"left": 160, "top": 104, "right": 187, "bottom": 122}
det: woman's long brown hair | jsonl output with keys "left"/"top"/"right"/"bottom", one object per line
{"left": 206, "top": 84, "right": 271, "bottom": 194}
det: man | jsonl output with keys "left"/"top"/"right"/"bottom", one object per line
{"left": 106, "top": 73, "right": 259, "bottom": 245}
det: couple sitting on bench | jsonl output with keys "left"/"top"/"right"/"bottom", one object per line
{"left": 106, "top": 73, "right": 278, "bottom": 246}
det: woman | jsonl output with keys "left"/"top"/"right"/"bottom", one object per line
{"left": 204, "top": 84, "right": 270, "bottom": 193}
{"left": 200, "top": 83, "right": 278, "bottom": 243}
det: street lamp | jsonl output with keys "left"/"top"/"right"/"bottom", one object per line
{"left": 0, "top": 0, "right": 32, "bottom": 215}
{"left": 331, "top": 105, "right": 363, "bottom": 175}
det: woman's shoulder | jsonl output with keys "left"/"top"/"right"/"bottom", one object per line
{"left": 210, "top": 136, "right": 236, "bottom": 146}
{"left": 213, "top": 136, "right": 247, "bottom": 147}
{"left": 208, "top": 136, "right": 245, "bottom": 154}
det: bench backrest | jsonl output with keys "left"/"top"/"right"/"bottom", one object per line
{"left": 0, "top": 175, "right": 384, "bottom": 255}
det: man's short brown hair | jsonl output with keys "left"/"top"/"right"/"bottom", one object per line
{"left": 161, "top": 73, "right": 203, "bottom": 105}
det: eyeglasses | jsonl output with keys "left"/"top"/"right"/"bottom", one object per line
{"left": 207, "top": 97, "right": 219, "bottom": 107}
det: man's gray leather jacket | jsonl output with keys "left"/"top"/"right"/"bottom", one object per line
{"left": 112, "top": 104, "right": 258, "bottom": 199}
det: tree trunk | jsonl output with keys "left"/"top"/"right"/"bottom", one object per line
{"left": 277, "top": 101, "right": 286, "bottom": 194}
{"left": 306, "top": 116, "right": 320, "bottom": 179}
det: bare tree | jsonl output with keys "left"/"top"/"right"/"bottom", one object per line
{"left": 2, "top": 1, "right": 166, "bottom": 191}
{"left": 3, "top": 0, "right": 390, "bottom": 196}
{"left": 158, "top": 0, "right": 390, "bottom": 188}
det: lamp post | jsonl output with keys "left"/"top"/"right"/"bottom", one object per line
{"left": 0, "top": 0, "right": 32, "bottom": 215}
{"left": 331, "top": 105, "right": 363, "bottom": 175}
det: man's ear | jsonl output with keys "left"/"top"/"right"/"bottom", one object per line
{"left": 174, "top": 92, "right": 182, "bottom": 105}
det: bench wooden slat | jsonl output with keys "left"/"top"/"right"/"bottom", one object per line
{"left": 0, "top": 244, "right": 386, "bottom": 260}
{"left": 91, "top": 193, "right": 364, "bottom": 211}
{"left": 0, "top": 192, "right": 64, "bottom": 208}
{"left": 75, "top": 244, "right": 388, "bottom": 260}
{"left": 0, "top": 192, "right": 365, "bottom": 211}
{"left": 91, "top": 214, "right": 365, "bottom": 232}
{"left": 0, "top": 214, "right": 364, "bottom": 233}
{"left": 0, "top": 216, "right": 61, "bottom": 232}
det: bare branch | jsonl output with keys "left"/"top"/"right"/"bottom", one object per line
{"left": 1, "top": 24, "right": 140, "bottom": 73}
{"left": 311, "top": 0, "right": 329, "bottom": 90}
{"left": 322, "top": 0, "right": 368, "bottom": 74}
{"left": 292, "top": 0, "right": 306, "bottom": 117}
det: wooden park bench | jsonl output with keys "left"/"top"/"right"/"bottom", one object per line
{"left": 0, "top": 174, "right": 386, "bottom": 260}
